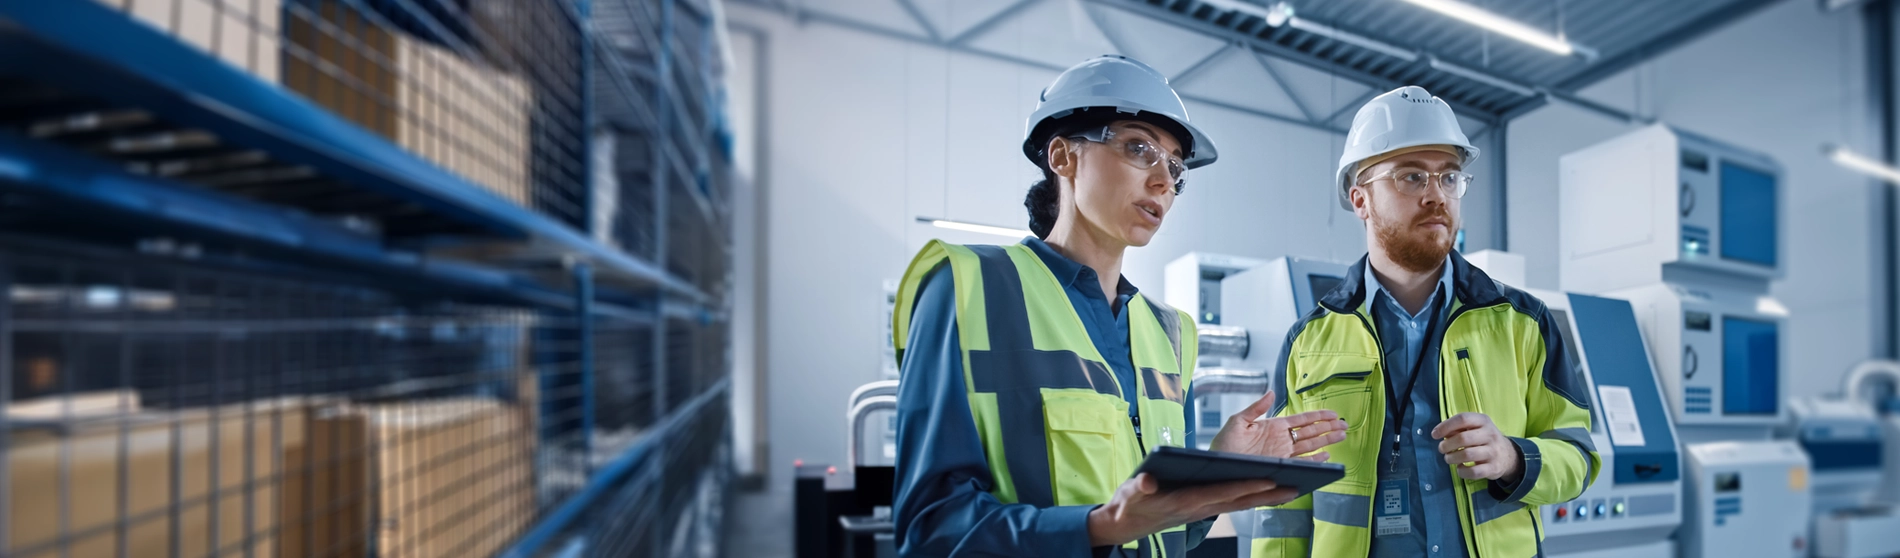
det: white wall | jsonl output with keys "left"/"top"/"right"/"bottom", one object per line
{"left": 725, "top": 0, "right": 1478, "bottom": 489}
{"left": 1506, "top": 0, "right": 1883, "bottom": 402}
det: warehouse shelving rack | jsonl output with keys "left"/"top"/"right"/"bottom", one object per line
{"left": 0, "top": 0, "right": 733, "bottom": 556}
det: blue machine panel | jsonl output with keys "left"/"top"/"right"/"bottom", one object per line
{"left": 1722, "top": 317, "right": 1779, "bottom": 416}
{"left": 1719, "top": 162, "right": 1778, "bottom": 267}
{"left": 1569, "top": 294, "right": 1681, "bottom": 484}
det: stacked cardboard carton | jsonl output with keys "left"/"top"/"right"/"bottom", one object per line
{"left": 7, "top": 394, "right": 308, "bottom": 558}
{"left": 295, "top": 397, "right": 535, "bottom": 558}
{"left": 283, "top": 2, "right": 533, "bottom": 207}
{"left": 92, "top": 0, "right": 535, "bottom": 208}
{"left": 94, "top": 0, "right": 283, "bottom": 82}
{"left": 8, "top": 393, "right": 537, "bottom": 558}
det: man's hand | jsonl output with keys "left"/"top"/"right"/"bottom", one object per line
{"left": 1086, "top": 474, "right": 1299, "bottom": 547}
{"left": 1431, "top": 412, "right": 1522, "bottom": 482}
{"left": 1208, "top": 390, "right": 1349, "bottom": 461}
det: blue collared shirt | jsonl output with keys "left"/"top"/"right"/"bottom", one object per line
{"left": 892, "top": 237, "right": 1211, "bottom": 557}
{"left": 1363, "top": 258, "right": 1469, "bottom": 558}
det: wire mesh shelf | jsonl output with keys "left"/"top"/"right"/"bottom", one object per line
{"left": 0, "top": 0, "right": 737, "bottom": 556}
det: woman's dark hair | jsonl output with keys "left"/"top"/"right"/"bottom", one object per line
{"left": 1022, "top": 109, "right": 1191, "bottom": 239}
{"left": 1025, "top": 167, "right": 1062, "bottom": 239}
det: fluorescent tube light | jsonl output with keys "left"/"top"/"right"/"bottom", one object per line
{"left": 1198, "top": 0, "right": 1290, "bottom": 26}
{"left": 916, "top": 217, "right": 1032, "bottom": 238}
{"left": 1827, "top": 145, "right": 1900, "bottom": 184}
{"left": 1399, "top": 0, "right": 1592, "bottom": 58}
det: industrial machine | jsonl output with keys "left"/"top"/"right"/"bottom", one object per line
{"left": 1464, "top": 251, "right": 1685, "bottom": 558}
{"left": 1533, "top": 289, "right": 1686, "bottom": 557}
{"left": 1562, "top": 125, "right": 1810, "bottom": 558}
{"left": 1785, "top": 361, "right": 1900, "bottom": 558}
{"left": 1164, "top": 253, "right": 1315, "bottom": 446}
{"left": 1184, "top": 256, "right": 1350, "bottom": 448}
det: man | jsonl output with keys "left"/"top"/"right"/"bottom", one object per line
{"left": 891, "top": 55, "right": 1352, "bottom": 558}
{"left": 1249, "top": 86, "right": 1599, "bottom": 558}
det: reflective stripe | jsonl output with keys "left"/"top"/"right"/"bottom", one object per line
{"left": 1470, "top": 480, "right": 1526, "bottom": 524}
{"left": 971, "top": 245, "right": 1033, "bottom": 351}
{"left": 968, "top": 246, "right": 1060, "bottom": 507}
{"left": 1312, "top": 492, "right": 1370, "bottom": 528}
{"left": 1538, "top": 427, "right": 1596, "bottom": 453}
{"left": 1538, "top": 426, "right": 1597, "bottom": 493}
{"left": 1160, "top": 530, "right": 1185, "bottom": 558}
{"left": 1143, "top": 296, "right": 1184, "bottom": 366}
{"left": 1141, "top": 367, "right": 1184, "bottom": 403}
{"left": 969, "top": 350, "right": 1120, "bottom": 397}
{"left": 1255, "top": 508, "right": 1315, "bottom": 538}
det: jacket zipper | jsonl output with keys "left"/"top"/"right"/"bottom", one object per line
{"left": 1443, "top": 303, "right": 1494, "bottom": 558}
{"left": 1349, "top": 302, "right": 1500, "bottom": 558}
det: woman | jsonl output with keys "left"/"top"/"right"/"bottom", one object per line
{"left": 890, "top": 55, "right": 1352, "bottom": 558}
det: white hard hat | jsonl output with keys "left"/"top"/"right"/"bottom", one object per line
{"left": 1334, "top": 86, "right": 1479, "bottom": 210}
{"left": 1024, "top": 55, "right": 1217, "bottom": 169}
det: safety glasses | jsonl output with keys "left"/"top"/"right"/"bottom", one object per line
{"left": 1067, "top": 126, "right": 1188, "bottom": 195}
{"left": 1357, "top": 167, "right": 1473, "bottom": 200}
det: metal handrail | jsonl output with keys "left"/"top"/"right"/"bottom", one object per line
{"left": 849, "top": 380, "right": 901, "bottom": 410}
{"left": 848, "top": 394, "right": 899, "bottom": 470}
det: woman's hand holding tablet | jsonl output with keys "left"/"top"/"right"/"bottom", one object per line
{"left": 1084, "top": 390, "right": 1352, "bottom": 547}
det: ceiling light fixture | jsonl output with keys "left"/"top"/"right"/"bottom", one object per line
{"left": 1398, "top": 0, "right": 1596, "bottom": 59}
{"left": 1826, "top": 144, "right": 1900, "bottom": 184}
{"left": 916, "top": 217, "right": 1033, "bottom": 239}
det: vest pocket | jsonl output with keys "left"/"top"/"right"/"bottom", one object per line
{"left": 1042, "top": 389, "right": 1129, "bottom": 506}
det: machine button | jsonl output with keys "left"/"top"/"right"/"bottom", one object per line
{"left": 1575, "top": 504, "right": 1589, "bottom": 518}
{"left": 1597, "top": 504, "right": 1607, "bottom": 516}
{"left": 1613, "top": 502, "right": 1626, "bottom": 515}
{"left": 1555, "top": 506, "right": 1568, "bottom": 520}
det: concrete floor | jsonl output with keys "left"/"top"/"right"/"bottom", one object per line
{"left": 724, "top": 482, "right": 795, "bottom": 558}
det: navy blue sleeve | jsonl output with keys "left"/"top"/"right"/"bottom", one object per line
{"left": 893, "top": 263, "right": 1100, "bottom": 557}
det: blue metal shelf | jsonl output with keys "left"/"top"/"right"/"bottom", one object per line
{"left": 0, "top": 127, "right": 581, "bottom": 310}
{"left": 0, "top": 1, "right": 734, "bottom": 556}
{"left": 0, "top": 0, "right": 707, "bottom": 304}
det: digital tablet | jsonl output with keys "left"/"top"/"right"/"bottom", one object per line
{"left": 1133, "top": 446, "right": 1346, "bottom": 494}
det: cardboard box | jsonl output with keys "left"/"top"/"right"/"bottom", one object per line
{"left": 279, "top": 404, "right": 371, "bottom": 558}
{"left": 7, "top": 398, "right": 307, "bottom": 558}
{"left": 296, "top": 397, "right": 534, "bottom": 558}
{"left": 94, "top": 0, "right": 283, "bottom": 82}
{"left": 284, "top": 2, "right": 533, "bottom": 207}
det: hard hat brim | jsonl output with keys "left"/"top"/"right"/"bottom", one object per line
{"left": 1022, "top": 97, "right": 1218, "bottom": 170}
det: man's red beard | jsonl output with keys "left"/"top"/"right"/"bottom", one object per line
{"left": 1371, "top": 202, "right": 1455, "bottom": 273}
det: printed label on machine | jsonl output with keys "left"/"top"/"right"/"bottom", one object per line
{"left": 1598, "top": 385, "right": 1647, "bottom": 446}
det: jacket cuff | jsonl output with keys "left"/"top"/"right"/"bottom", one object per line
{"left": 1039, "top": 504, "right": 1106, "bottom": 556}
{"left": 1488, "top": 437, "right": 1541, "bottom": 504}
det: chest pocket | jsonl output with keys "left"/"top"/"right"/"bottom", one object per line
{"left": 1042, "top": 390, "right": 1130, "bottom": 506}
{"left": 1292, "top": 354, "right": 1378, "bottom": 487}
{"left": 1292, "top": 354, "right": 1379, "bottom": 434}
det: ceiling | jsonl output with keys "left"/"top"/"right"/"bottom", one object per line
{"left": 1124, "top": 0, "right": 1785, "bottom": 118}
{"left": 717, "top": 0, "right": 1789, "bottom": 127}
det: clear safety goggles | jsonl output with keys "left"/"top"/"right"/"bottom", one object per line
{"left": 1357, "top": 167, "right": 1474, "bottom": 200}
{"left": 1067, "top": 126, "right": 1188, "bottom": 195}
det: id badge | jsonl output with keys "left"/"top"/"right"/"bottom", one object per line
{"left": 1375, "top": 478, "right": 1412, "bottom": 536}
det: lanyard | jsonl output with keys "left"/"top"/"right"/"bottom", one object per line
{"left": 1378, "top": 291, "right": 1444, "bottom": 472}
